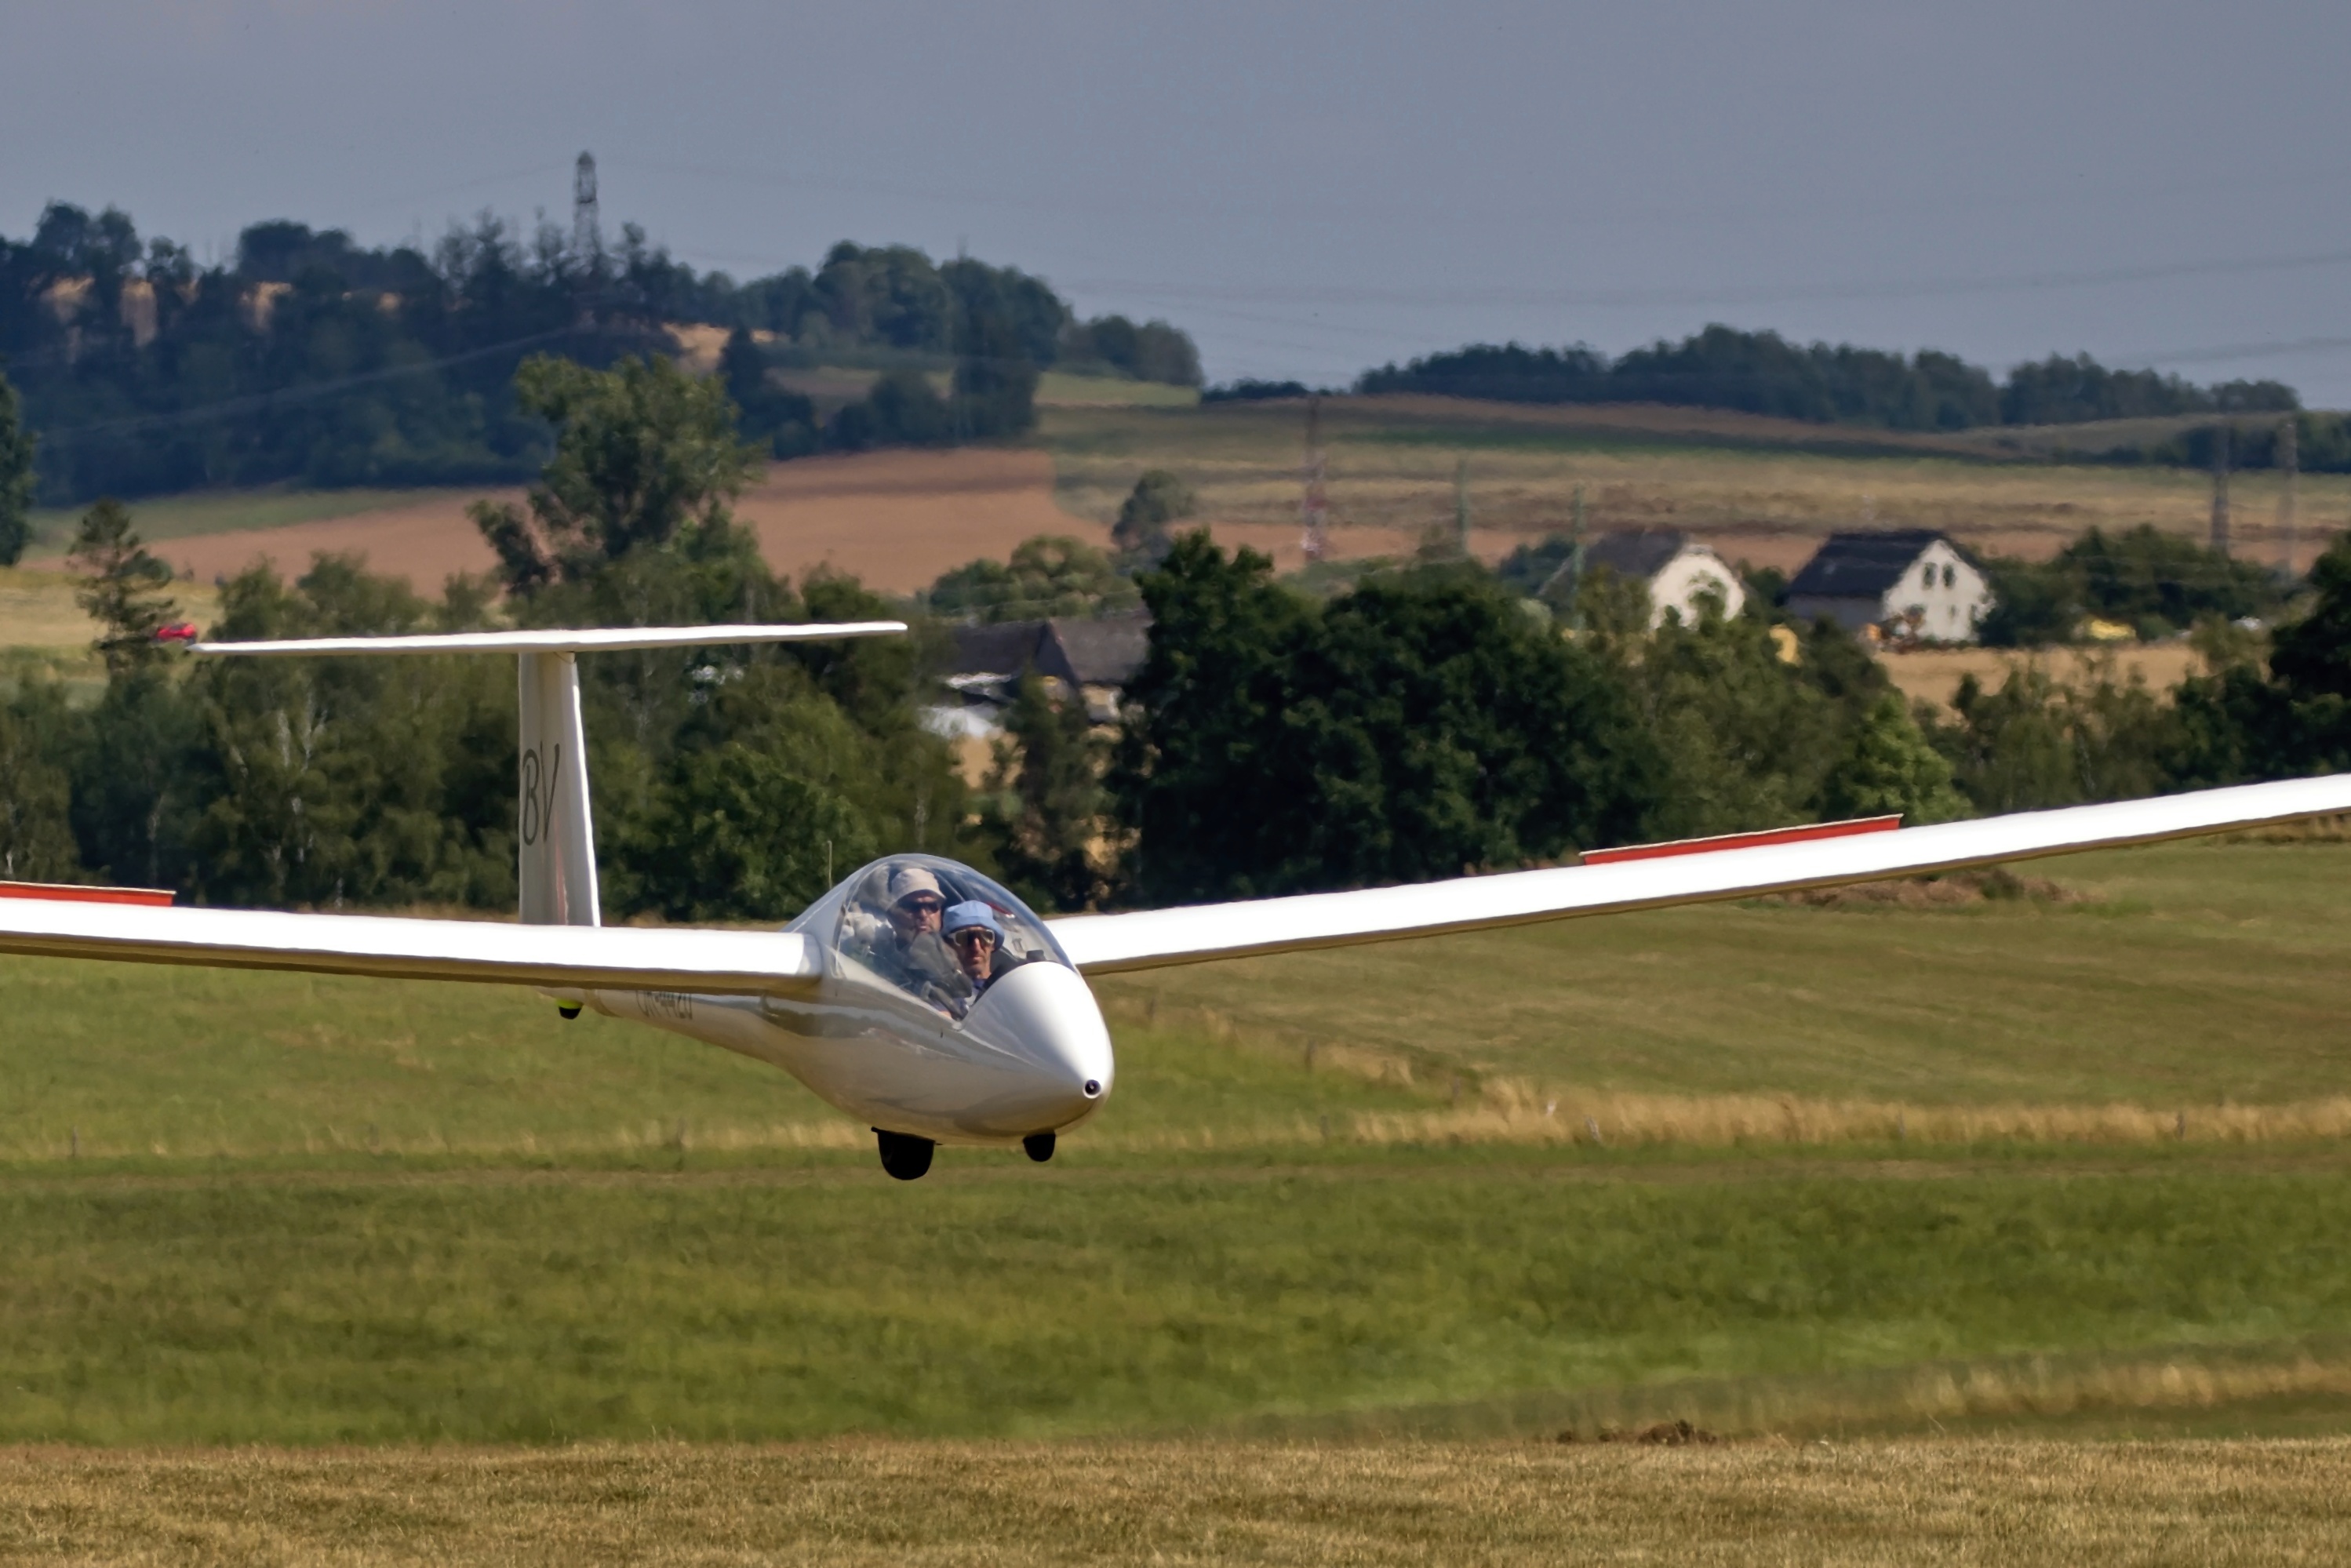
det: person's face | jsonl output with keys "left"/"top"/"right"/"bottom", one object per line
{"left": 890, "top": 893, "right": 943, "bottom": 939}
{"left": 948, "top": 926, "right": 996, "bottom": 981}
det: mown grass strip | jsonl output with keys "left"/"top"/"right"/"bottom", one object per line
{"left": 5, "top": 1439, "right": 2350, "bottom": 1566}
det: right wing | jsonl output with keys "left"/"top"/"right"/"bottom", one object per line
{"left": 1049, "top": 774, "right": 2351, "bottom": 974}
{"left": 0, "top": 898, "right": 821, "bottom": 995}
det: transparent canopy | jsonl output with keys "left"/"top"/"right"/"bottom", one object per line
{"left": 787, "top": 854, "right": 1070, "bottom": 1020}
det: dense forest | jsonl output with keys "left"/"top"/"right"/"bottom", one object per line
{"left": 0, "top": 202, "right": 1202, "bottom": 511}
{"left": 1355, "top": 329, "right": 2309, "bottom": 444}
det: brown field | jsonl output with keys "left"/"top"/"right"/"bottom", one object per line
{"left": 143, "top": 491, "right": 511, "bottom": 590}
{"left": 733, "top": 447, "right": 1101, "bottom": 588}
{"left": 58, "top": 449, "right": 1106, "bottom": 598}
{"left": 1879, "top": 642, "right": 2206, "bottom": 710}
{"left": 5, "top": 1439, "right": 2348, "bottom": 1566}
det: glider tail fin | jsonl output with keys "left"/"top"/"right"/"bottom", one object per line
{"left": 517, "top": 651, "right": 599, "bottom": 927}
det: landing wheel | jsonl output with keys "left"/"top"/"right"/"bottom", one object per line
{"left": 556, "top": 1002, "right": 582, "bottom": 1020}
{"left": 1022, "top": 1132, "right": 1056, "bottom": 1163}
{"left": 875, "top": 1129, "right": 934, "bottom": 1181}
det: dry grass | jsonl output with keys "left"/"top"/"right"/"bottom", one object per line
{"left": 1881, "top": 643, "right": 2205, "bottom": 710}
{"left": 0, "top": 568, "right": 220, "bottom": 651}
{"left": 1041, "top": 396, "right": 2350, "bottom": 576}
{"left": 5, "top": 1437, "right": 2350, "bottom": 1565}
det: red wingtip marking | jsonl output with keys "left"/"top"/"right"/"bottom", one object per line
{"left": 1581, "top": 815, "right": 1904, "bottom": 866}
{"left": 0, "top": 880, "right": 177, "bottom": 908}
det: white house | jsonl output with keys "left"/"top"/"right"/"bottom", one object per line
{"left": 1571, "top": 530, "right": 1747, "bottom": 627}
{"left": 1785, "top": 530, "right": 1993, "bottom": 644}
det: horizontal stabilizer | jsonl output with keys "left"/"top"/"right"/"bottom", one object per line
{"left": 0, "top": 900, "right": 822, "bottom": 995}
{"left": 1049, "top": 775, "right": 2351, "bottom": 973}
{"left": 192, "top": 622, "right": 906, "bottom": 657}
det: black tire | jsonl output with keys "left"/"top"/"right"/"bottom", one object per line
{"left": 875, "top": 1128, "right": 934, "bottom": 1181}
{"left": 1022, "top": 1132, "right": 1056, "bottom": 1163}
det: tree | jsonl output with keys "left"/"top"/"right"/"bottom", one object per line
{"left": 631, "top": 679, "right": 879, "bottom": 923}
{"left": 1818, "top": 693, "right": 1967, "bottom": 823}
{"left": 1113, "top": 470, "right": 1196, "bottom": 559}
{"left": 718, "top": 326, "right": 818, "bottom": 458}
{"left": 0, "top": 362, "right": 33, "bottom": 566}
{"left": 929, "top": 536, "right": 1137, "bottom": 623}
{"left": 952, "top": 311, "right": 1039, "bottom": 438}
{"left": 1112, "top": 536, "right": 1658, "bottom": 903}
{"left": 0, "top": 684, "right": 81, "bottom": 881}
{"left": 470, "top": 354, "right": 758, "bottom": 593}
{"left": 981, "top": 671, "right": 1109, "bottom": 911}
{"left": 67, "top": 498, "right": 178, "bottom": 674}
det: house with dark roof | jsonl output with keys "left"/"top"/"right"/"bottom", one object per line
{"left": 933, "top": 612, "right": 1152, "bottom": 734}
{"left": 1786, "top": 529, "right": 1993, "bottom": 643}
{"left": 1559, "top": 530, "right": 1745, "bottom": 627}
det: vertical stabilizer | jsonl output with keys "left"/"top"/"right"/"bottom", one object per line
{"left": 517, "top": 652, "right": 599, "bottom": 926}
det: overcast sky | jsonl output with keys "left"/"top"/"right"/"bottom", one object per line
{"left": 8, "top": 1, "right": 2351, "bottom": 401}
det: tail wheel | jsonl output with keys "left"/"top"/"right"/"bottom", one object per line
{"left": 1022, "top": 1132, "right": 1056, "bottom": 1163}
{"left": 874, "top": 1129, "right": 934, "bottom": 1181}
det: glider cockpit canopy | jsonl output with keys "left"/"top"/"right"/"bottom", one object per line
{"left": 791, "top": 854, "right": 1070, "bottom": 1015}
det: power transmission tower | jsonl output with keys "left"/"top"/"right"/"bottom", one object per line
{"left": 1454, "top": 457, "right": 1472, "bottom": 554}
{"left": 2278, "top": 414, "right": 2300, "bottom": 577}
{"left": 1300, "top": 395, "right": 1330, "bottom": 563}
{"left": 2210, "top": 420, "right": 2233, "bottom": 558}
{"left": 571, "top": 152, "right": 602, "bottom": 327}
{"left": 572, "top": 152, "right": 600, "bottom": 263}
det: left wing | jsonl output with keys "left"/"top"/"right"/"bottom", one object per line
{"left": 1047, "top": 775, "right": 2351, "bottom": 974}
{"left": 0, "top": 897, "right": 821, "bottom": 995}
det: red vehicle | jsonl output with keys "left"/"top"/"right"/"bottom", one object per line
{"left": 155, "top": 622, "right": 200, "bottom": 643}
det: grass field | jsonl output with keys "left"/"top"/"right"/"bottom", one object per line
{"left": 7, "top": 1439, "right": 2351, "bottom": 1565}
{"left": 4, "top": 842, "right": 2351, "bottom": 1455}
{"left": 22, "top": 485, "right": 480, "bottom": 556}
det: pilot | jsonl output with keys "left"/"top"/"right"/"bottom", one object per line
{"left": 872, "top": 866, "right": 958, "bottom": 996}
{"left": 941, "top": 900, "right": 1017, "bottom": 1012}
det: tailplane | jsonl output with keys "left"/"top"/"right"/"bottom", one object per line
{"left": 192, "top": 621, "right": 906, "bottom": 926}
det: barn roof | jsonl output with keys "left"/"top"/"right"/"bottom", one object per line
{"left": 1582, "top": 529, "right": 1694, "bottom": 581}
{"left": 1787, "top": 530, "right": 1964, "bottom": 598}
{"left": 948, "top": 612, "right": 1152, "bottom": 688}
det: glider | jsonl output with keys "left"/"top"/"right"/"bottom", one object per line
{"left": 4, "top": 621, "right": 2348, "bottom": 1181}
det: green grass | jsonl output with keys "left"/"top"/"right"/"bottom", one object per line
{"left": 23, "top": 485, "right": 479, "bottom": 553}
{"left": 6, "top": 842, "right": 2351, "bottom": 1445}
{"left": 5, "top": 1156, "right": 2349, "bottom": 1443}
{"left": 1035, "top": 370, "right": 1200, "bottom": 408}
{"left": 1097, "top": 840, "right": 2351, "bottom": 1105}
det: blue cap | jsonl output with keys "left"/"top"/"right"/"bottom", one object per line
{"left": 941, "top": 900, "right": 1004, "bottom": 940}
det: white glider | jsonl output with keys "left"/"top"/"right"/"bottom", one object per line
{"left": 5, "top": 620, "right": 2349, "bottom": 1179}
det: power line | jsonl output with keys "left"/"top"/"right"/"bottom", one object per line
{"left": 37, "top": 324, "right": 582, "bottom": 442}
{"left": 1061, "top": 246, "right": 2351, "bottom": 313}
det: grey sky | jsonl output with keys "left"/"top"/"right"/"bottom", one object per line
{"left": 8, "top": 1, "right": 2350, "bottom": 401}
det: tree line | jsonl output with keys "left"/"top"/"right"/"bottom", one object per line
{"left": 0, "top": 202, "right": 1202, "bottom": 515}
{"left": 10, "top": 351, "right": 2351, "bottom": 918}
{"left": 1353, "top": 328, "right": 2302, "bottom": 438}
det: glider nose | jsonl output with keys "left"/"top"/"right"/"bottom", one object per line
{"left": 964, "top": 959, "right": 1115, "bottom": 1127}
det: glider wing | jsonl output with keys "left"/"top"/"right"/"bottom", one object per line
{"left": 1047, "top": 775, "right": 2351, "bottom": 974}
{"left": 0, "top": 897, "right": 821, "bottom": 995}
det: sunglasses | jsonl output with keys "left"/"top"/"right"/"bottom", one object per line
{"left": 896, "top": 897, "right": 944, "bottom": 914}
{"left": 948, "top": 927, "right": 998, "bottom": 949}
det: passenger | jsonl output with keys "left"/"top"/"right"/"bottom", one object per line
{"left": 871, "top": 867, "right": 959, "bottom": 998}
{"left": 941, "top": 900, "right": 1017, "bottom": 1012}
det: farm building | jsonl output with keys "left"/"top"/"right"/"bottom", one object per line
{"left": 1574, "top": 530, "right": 1747, "bottom": 627}
{"left": 1786, "top": 530, "right": 1993, "bottom": 644}
{"left": 930, "top": 612, "right": 1152, "bottom": 736}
